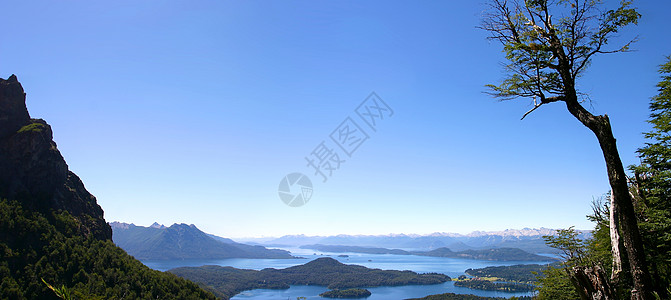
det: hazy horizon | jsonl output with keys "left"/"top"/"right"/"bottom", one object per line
{"left": 111, "top": 220, "right": 588, "bottom": 239}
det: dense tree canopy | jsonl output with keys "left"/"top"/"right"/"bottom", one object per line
{"left": 0, "top": 198, "right": 216, "bottom": 300}
{"left": 630, "top": 56, "right": 671, "bottom": 297}
{"left": 319, "top": 288, "right": 372, "bottom": 298}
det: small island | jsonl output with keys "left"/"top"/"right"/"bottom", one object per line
{"left": 453, "top": 279, "right": 534, "bottom": 292}
{"left": 320, "top": 288, "right": 372, "bottom": 298}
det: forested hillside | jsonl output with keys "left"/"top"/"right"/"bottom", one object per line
{"left": 0, "top": 199, "right": 215, "bottom": 299}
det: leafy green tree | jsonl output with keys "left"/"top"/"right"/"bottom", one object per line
{"left": 480, "top": 0, "right": 651, "bottom": 297}
{"left": 544, "top": 227, "right": 589, "bottom": 266}
{"left": 42, "top": 279, "right": 74, "bottom": 300}
{"left": 536, "top": 265, "right": 580, "bottom": 300}
{"left": 537, "top": 197, "right": 622, "bottom": 299}
{"left": 630, "top": 56, "right": 671, "bottom": 297}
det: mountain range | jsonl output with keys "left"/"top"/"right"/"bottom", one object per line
{"left": 252, "top": 228, "right": 591, "bottom": 254}
{"left": 111, "top": 222, "right": 294, "bottom": 260}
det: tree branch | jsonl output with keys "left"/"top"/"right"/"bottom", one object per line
{"left": 521, "top": 95, "right": 564, "bottom": 120}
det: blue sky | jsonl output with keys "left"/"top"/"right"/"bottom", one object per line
{"left": 2, "top": 1, "right": 670, "bottom": 238}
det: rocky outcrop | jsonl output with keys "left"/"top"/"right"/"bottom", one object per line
{"left": 0, "top": 75, "right": 30, "bottom": 139}
{"left": 0, "top": 75, "right": 111, "bottom": 240}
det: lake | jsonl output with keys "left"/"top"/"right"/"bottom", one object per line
{"left": 142, "top": 247, "right": 550, "bottom": 299}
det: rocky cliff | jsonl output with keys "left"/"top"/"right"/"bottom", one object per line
{"left": 0, "top": 75, "right": 111, "bottom": 240}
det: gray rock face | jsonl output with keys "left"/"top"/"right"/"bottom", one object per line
{"left": 0, "top": 75, "right": 111, "bottom": 240}
{"left": 0, "top": 75, "right": 30, "bottom": 139}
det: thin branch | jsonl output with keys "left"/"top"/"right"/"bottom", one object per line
{"left": 521, "top": 102, "right": 544, "bottom": 120}
{"left": 521, "top": 95, "right": 564, "bottom": 120}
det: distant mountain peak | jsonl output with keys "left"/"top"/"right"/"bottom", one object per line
{"left": 465, "top": 227, "right": 562, "bottom": 237}
{"left": 110, "top": 221, "right": 132, "bottom": 230}
{"left": 150, "top": 222, "right": 166, "bottom": 229}
{"left": 167, "top": 223, "right": 200, "bottom": 230}
{"left": 112, "top": 222, "right": 295, "bottom": 260}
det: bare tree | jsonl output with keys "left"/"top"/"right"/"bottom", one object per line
{"left": 480, "top": 0, "right": 652, "bottom": 298}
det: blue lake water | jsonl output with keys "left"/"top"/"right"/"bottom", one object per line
{"left": 142, "top": 247, "right": 550, "bottom": 299}
{"left": 232, "top": 282, "right": 532, "bottom": 300}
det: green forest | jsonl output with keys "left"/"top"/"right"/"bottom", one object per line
{"left": 0, "top": 198, "right": 215, "bottom": 299}
{"left": 465, "top": 264, "right": 550, "bottom": 284}
{"left": 319, "top": 288, "right": 372, "bottom": 298}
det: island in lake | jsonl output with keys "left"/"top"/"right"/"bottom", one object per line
{"left": 169, "top": 257, "right": 450, "bottom": 299}
{"left": 320, "top": 288, "right": 372, "bottom": 298}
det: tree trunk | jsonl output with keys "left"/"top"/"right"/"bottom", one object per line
{"left": 564, "top": 101, "right": 653, "bottom": 299}
{"left": 609, "top": 190, "right": 623, "bottom": 284}
{"left": 594, "top": 116, "right": 652, "bottom": 300}
{"left": 570, "top": 265, "right": 616, "bottom": 300}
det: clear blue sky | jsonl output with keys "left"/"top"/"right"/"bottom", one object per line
{"left": 2, "top": 1, "right": 669, "bottom": 238}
